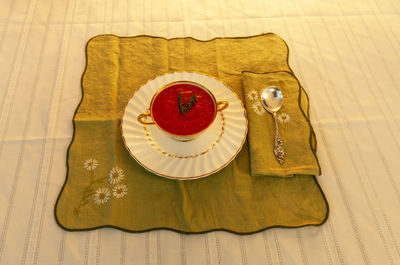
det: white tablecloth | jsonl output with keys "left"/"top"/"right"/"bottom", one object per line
{"left": 1, "top": 0, "right": 400, "bottom": 264}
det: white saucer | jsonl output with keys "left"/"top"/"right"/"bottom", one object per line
{"left": 121, "top": 72, "right": 247, "bottom": 180}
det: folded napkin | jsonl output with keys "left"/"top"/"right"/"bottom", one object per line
{"left": 242, "top": 71, "right": 321, "bottom": 177}
{"left": 55, "top": 34, "right": 328, "bottom": 234}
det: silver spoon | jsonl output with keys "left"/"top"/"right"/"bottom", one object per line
{"left": 261, "top": 86, "right": 284, "bottom": 165}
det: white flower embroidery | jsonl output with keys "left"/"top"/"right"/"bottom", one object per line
{"left": 83, "top": 158, "right": 99, "bottom": 171}
{"left": 252, "top": 102, "right": 265, "bottom": 116}
{"left": 112, "top": 184, "right": 128, "bottom": 198}
{"left": 247, "top": 90, "right": 259, "bottom": 101}
{"left": 94, "top": 187, "right": 111, "bottom": 204}
{"left": 277, "top": 113, "right": 291, "bottom": 124}
{"left": 108, "top": 167, "right": 125, "bottom": 184}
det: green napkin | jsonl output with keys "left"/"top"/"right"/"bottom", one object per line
{"left": 55, "top": 34, "right": 328, "bottom": 233}
{"left": 242, "top": 71, "right": 321, "bottom": 177}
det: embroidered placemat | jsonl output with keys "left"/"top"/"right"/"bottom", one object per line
{"left": 55, "top": 33, "right": 328, "bottom": 234}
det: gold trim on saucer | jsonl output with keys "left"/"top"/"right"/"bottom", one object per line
{"left": 121, "top": 72, "right": 248, "bottom": 180}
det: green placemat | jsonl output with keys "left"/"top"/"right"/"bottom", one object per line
{"left": 55, "top": 33, "right": 328, "bottom": 234}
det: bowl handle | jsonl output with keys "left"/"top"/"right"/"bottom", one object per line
{"left": 216, "top": 101, "right": 229, "bottom": 111}
{"left": 138, "top": 112, "right": 155, "bottom": 125}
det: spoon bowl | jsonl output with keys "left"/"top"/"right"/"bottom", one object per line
{"left": 261, "top": 86, "right": 283, "bottom": 113}
{"left": 260, "top": 86, "right": 285, "bottom": 165}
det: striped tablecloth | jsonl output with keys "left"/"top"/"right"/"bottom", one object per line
{"left": 1, "top": 0, "right": 399, "bottom": 264}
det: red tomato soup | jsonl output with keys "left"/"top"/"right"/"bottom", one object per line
{"left": 151, "top": 82, "right": 216, "bottom": 135}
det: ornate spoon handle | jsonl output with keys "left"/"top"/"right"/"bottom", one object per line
{"left": 273, "top": 113, "right": 284, "bottom": 165}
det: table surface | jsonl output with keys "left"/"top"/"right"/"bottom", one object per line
{"left": 1, "top": 0, "right": 399, "bottom": 264}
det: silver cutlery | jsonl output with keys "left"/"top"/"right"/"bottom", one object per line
{"left": 261, "top": 86, "right": 284, "bottom": 165}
